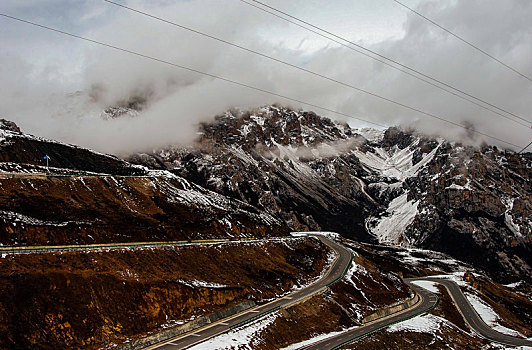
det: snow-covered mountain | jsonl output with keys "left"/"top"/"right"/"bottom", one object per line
{"left": 129, "top": 106, "right": 531, "bottom": 283}
{"left": 1, "top": 106, "right": 531, "bottom": 349}
{"left": 1, "top": 103, "right": 530, "bottom": 283}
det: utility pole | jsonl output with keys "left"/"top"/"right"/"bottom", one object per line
{"left": 44, "top": 155, "right": 50, "bottom": 174}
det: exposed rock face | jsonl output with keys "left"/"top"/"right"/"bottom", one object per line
{"left": 0, "top": 119, "right": 21, "bottom": 134}
{"left": 129, "top": 106, "right": 531, "bottom": 283}
{"left": 100, "top": 106, "right": 139, "bottom": 120}
{"left": 400, "top": 142, "right": 532, "bottom": 283}
{"left": 131, "top": 107, "right": 378, "bottom": 242}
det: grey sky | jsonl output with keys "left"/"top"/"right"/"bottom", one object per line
{"left": 0, "top": 0, "right": 530, "bottom": 154}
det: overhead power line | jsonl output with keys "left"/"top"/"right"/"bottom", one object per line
{"left": 241, "top": 0, "right": 532, "bottom": 126}
{"left": 392, "top": 0, "right": 532, "bottom": 83}
{"left": 101, "top": 0, "right": 531, "bottom": 131}
{"left": 518, "top": 140, "right": 532, "bottom": 154}
{"left": 0, "top": 13, "right": 523, "bottom": 150}
{"left": 238, "top": 0, "right": 526, "bottom": 129}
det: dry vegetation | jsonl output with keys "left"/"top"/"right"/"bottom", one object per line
{"left": 0, "top": 237, "right": 326, "bottom": 349}
{"left": 0, "top": 175, "right": 289, "bottom": 246}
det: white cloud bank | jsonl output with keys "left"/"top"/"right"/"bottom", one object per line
{"left": 0, "top": 0, "right": 531, "bottom": 155}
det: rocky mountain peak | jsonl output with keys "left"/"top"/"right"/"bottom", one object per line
{"left": 125, "top": 105, "right": 532, "bottom": 284}
{"left": 382, "top": 127, "right": 415, "bottom": 149}
{"left": 0, "top": 119, "right": 22, "bottom": 134}
{"left": 199, "top": 105, "right": 354, "bottom": 150}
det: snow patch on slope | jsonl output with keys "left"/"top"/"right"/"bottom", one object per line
{"left": 188, "top": 312, "right": 279, "bottom": 350}
{"left": 354, "top": 128, "right": 385, "bottom": 143}
{"left": 176, "top": 279, "right": 229, "bottom": 289}
{"left": 370, "top": 193, "right": 419, "bottom": 245}
{"left": 465, "top": 292, "right": 526, "bottom": 338}
{"left": 281, "top": 328, "right": 350, "bottom": 350}
{"left": 354, "top": 140, "right": 440, "bottom": 182}
{"left": 388, "top": 313, "right": 449, "bottom": 333}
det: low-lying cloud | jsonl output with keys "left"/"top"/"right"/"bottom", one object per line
{"left": 0, "top": 0, "right": 531, "bottom": 155}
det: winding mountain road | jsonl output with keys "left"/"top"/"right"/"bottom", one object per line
{"left": 52, "top": 234, "right": 527, "bottom": 349}
{"left": 149, "top": 234, "right": 352, "bottom": 350}
{"left": 410, "top": 277, "right": 532, "bottom": 348}
{"left": 299, "top": 281, "right": 439, "bottom": 350}
{"left": 147, "top": 235, "right": 442, "bottom": 350}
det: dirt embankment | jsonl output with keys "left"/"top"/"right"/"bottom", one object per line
{"left": 0, "top": 237, "right": 327, "bottom": 349}
{"left": 0, "top": 175, "right": 289, "bottom": 246}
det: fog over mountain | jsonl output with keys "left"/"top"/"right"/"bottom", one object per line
{"left": 0, "top": 0, "right": 531, "bottom": 155}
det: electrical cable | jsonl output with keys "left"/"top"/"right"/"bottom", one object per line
{"left": 103, "top": 0, "right": 531, "bottom": 128}
{"left": 242, "top": 0, "right": 532, "bottom": 125}
{"left": 0, "top": 12, "right": 522, "bottom": 149}
{"left": 392, "top": 0, "right": 532, "bottom": 83}
{"left": 518, "top": 140, "right": 532, "bottom": 154}
{"left": 101, "top": 0, "right": 532, "bottom": 131}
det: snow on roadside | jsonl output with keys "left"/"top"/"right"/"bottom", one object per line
{"left": 297, "top": 231, "right": 342, "bottom": 241}
{"left": 188, "top": 312, "right": 279, "bottom": 350}
{"left": 423, "top": 273, "right": 470, "bottom": 287}
{"left": 281, "top": 328, "right": 351, "bottom": 350}
{"left": 465, "top": 292, "right": 526, "bottom": 338}
{"left": 387, "top": 313, "right": 449, "bottom": 333}
{"left": 411, "top": 280, "right": 439, "bottom": 294}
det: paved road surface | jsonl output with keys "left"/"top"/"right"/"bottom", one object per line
{"left": 299, "top": 281, "right": 439, "bottom": 350}
{"left": 150, "top": 234, "right": 352, "bottom": 350}
{"left": 411, "top": 277, "right": 532, "bottom": 347}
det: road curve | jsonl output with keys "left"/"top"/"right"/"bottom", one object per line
{"left": 149, "top": 234, "right": 353, "bottom": 350}
{"left": 299, "top": 281, "right": 439, "bottom": 350}
{"left": 411, "top": 277, "right": 532, "bottom": 347}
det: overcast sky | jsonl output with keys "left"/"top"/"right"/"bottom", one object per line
{"left": 0, "top": 0, "right": 531, "bottom": 154}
